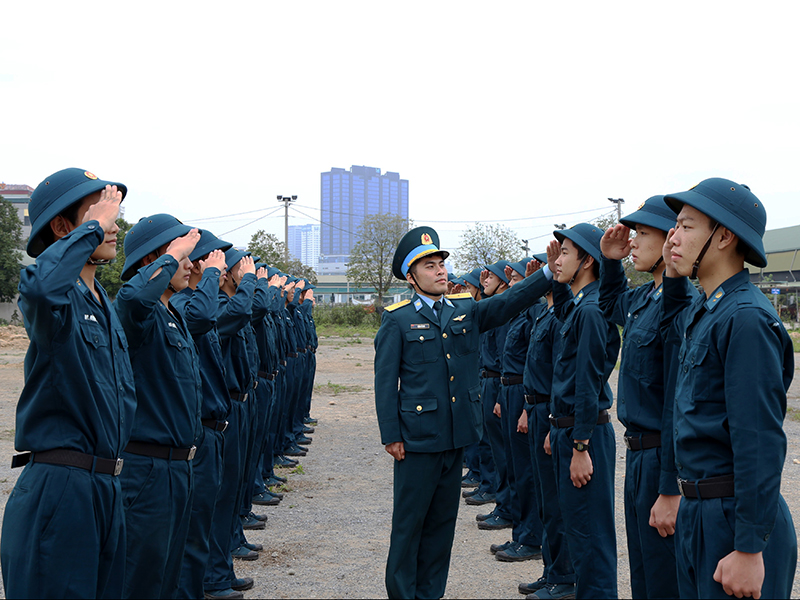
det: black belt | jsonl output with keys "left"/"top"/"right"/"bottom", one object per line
{"left": 524, "top": 393, "right": 550, "bottom": 405}
{"left": 297, "top": 349, "right": 306, "bottom": 354}
{"left": 482, "top": 369, "right": 501, "bottom": 378}
{"left": 257, "top": 370, "right": 276, "bottom": 381}
{"left": 287, "top": 352, "right": 299, "bottom": 358}
{"left": 202, "top": 419, "right": 228, "bottom": 432}
{"left": 308, "top": 346, "right": 316, "bottom": 354}
{"left": 229, "top": 390, "right": 248, "bottom": 402}
{"left": 501, "top": 375, "right": 524, "bottom": 386}
{"left": 125, "top": 441, "right": 197, "bottom": 461}
{"left": 11, "top": 449, "right": 124, "bottom": 476}
{"left": 624, "top": 433, "right": 661, "bottom": 451}
{"left": 280, "top": 360, "right": 287, "bottom": 366}
{"left": 549, "top": 409, "right": 610, "bottom": 428}
{"left": 678, "top": 474, "right": 735, "bottom": 499}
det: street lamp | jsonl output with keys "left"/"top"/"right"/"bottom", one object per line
{"left": 277, "top": 195, "right": 298, "bottom": 263}
{"left": 554, "top": 223, "right": 566, "bottom": 230}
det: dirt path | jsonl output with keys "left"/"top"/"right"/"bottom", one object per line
{"left": 0, "top": 328, "right": 799, "bottom": 598}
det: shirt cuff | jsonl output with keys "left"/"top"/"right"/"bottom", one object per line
{"left": 542, "top": 264, "right": 553, "bottom": 280}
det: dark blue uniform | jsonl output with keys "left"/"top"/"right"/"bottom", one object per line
{"left": 115, "top": 253, "right": 203, "bottom": 599}
{"left": 663, "top": 271, "right": 797, "bottom": 598}
{"left": 172, "top": 266, "right": 229, "bottom": 599}
{"left": 599, "top": 257, "right": 686, "bottom": 599}
{"left": 550, "top": 279, "right": 620, "bottom": 599}
{"left": 522, "top": 301, "right": 576, "bottom": 589}
{"left": 374, "top": 268, "right": 552, "bottom": 599}
{"left": 1, "top": 222, "right": 136, "bottom": 599}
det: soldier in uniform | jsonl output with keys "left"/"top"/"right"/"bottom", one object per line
{"left": 115, "top": 214, "right": 203, "bottom": 598}
{"left": 661, "top": 178, "right": 797, "bottom": 598}
{"left": 1, "top": 170, "right": 135, "bottom": 599}
{"left": 599, "top": 196, "right": 688, "bottom": 599}
{"left": 374, "top": 226, "right": 557, "bottom": 599}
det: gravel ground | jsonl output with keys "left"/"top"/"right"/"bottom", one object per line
{"left": 0, "top": 326, "right": 799, "bottom": 598}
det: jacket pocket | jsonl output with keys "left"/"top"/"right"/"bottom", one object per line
{"left": 399, "top": 396, "right": 439, "bottom": 441}
{"left": 404, "top": 329, "right": 439, "bottom": 364}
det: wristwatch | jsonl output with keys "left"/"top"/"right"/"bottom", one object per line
{"left": 573, "top": 441, "right": 589, "bottom": 452}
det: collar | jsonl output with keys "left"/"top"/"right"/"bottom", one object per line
{"left": 572, "top": 280, "right": 598, "bottom": 306}
{"left": 414, "top": 294, "right": 451, "bottom": 311}
{"left": 703, "top": 269, "right": 750, "bottom": 312}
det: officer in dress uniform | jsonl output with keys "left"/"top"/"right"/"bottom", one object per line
{"left": 1, "top": 169, "right": 136, "bottom": 599}
{"left": 599, "top": 196, "right": 690, "bottom": 599}
{"left": 115, "top": 214, "right": 204, "bottom": 598}
{"left": 546, "top": 223, "right": 620, "bottom": 599}
{"left": 374, "top": 226, "right": 557, "bottom": 599}
{"left": 660, "top": 178, "right": 797, "bottom": 599}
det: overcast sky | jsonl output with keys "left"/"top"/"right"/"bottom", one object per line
{"left": 2, "top": 1, "right": 798, "bottom": 256}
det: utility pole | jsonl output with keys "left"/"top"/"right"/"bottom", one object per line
{"left": 608, "top": 198, "right": 625, "bottom": 221}
{"left": 554, "top": 223, "right": 567, "bottom": 230}
{"left": 277, "top": 195, "right": 297, "bottom": 264}
{"left": 521, "top": 239, "right": 530, "bottom": 255}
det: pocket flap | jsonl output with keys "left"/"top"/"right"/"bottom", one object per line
{"left": 400, "top": 397, "right": 438, "bottom": 413}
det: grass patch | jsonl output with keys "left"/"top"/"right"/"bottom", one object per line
{"left": 790, "top": 331, "right": 800, "bottom": 353}
{"left": 313, "top": 380, "right": 366, "bottom": 396}
{"left": 787, "top": 407, "right": 800, "bottom": 422}
{"left": 291, "top": 464, "right": 305, "bottom": 475}
{"left": 317, "top": 324, "right": 378, "bottom": 338}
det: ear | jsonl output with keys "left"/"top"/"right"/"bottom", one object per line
{"left": 717, "top": 227, "right": 738, "bottom": 251}
{"left": 141, "top": 252, "right": 157, "bottom": 267}
{"left": 583, "top": 256, "right": 596, "bottom": 271}
{"left": 49, "top": 215, "right": 75, "bottom": 241}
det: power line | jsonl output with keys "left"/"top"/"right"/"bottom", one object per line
{"left": 214, "top": 206, "right": 284, "bottom": 237}
{"left": 188, "top": 207, "right": 275, "bottom": 223}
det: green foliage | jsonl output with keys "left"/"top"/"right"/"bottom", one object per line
{"left": 345, "top": 214, "right": 409, "bottom": 304}
{"left": 0, "top": 196, "right": 24, "bottom": 303}
{"left": 95, "top": 217, "right": 133, "bottom": 299}
{"left": 246, "top": 230, "right": 317, "bottom": 284}
{"left": 312, "top": 303, "right": 381, "bottom": 329}
{"left": 591, "top": 213, "right": 654, "bottom": 289}
{"left": 453, "top": 223, "right": 522, "bottom": 273}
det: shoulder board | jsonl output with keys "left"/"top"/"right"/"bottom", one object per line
{"left": 385, "top": 299, "right": 411, "bottom": 312}
{"left": 446, "top": 293, "right": 472, "bottom": 300}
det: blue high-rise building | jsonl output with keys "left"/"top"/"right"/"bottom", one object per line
{"left": 320, "top": 166, "right": 409, "bottom": 267}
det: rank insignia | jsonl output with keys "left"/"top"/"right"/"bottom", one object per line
{"left": 421, "top": 233, "right": 433, "bottom": 245}
{"left": 411, "top": 323, "right": 430, "bottom": 330}
{"left": 84, "top": 171, "right": 98, "bottom": 180}
{"left": 715, "top": 290, "right": 723, "bottom": 299}
{"left": 453, "top": 314, "right": 466, "bottom": 322}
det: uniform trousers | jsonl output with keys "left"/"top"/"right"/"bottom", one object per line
{"left": 234, "top": 394, "right": 255, "bottom": 548}
{"left": 624, "top": 446, "right": 679, "bottom": 598}
{"left": 240, "top": 378, "right": 270, "bottom": 527}
{"left": 302, "top": 351, "right": 317, "bottom": 421}
{"left": 1, "top": 463, "right": 126, "bottom": 599}
{"left": 119, "top": 452, "right": 194, "bottom": 599}
{"left": 291, "top": 353, "right": 312, "bottom": 439}
{"left": 676, "top": 494, "right": 797, "bottom": 598}
{"left": 179, "top": 428, "right": 224, "bottom": 599}
{"left": 463, "top": 441, "right": 481, "bottom": 481}
{"left": 528, "top": 404, "right": 575, "bottom": 585}
{"left": 252, "top": 378, "right": 276, "bottom": 495}
{"left": 551, "top": 422, "right": 617, "bottom": 598}
{"left": 481, "top": 376, "right": 510, "bottom": 518}
{"left": 386, "top": 448, "right": 464, "bottom": 600}
{"left": 500, "top": 383, "right": 543, "bottom": 547}
{"left": 281, "top": 358, "right": 297, "bottom": 451}
{"left": 204, "top": 400, "right": 245, "bottom": 592}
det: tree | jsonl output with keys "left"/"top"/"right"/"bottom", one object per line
{"left": 345, "top": 214, "right": 409, "bottom": 305}
{"left": 453, "top": 223, "right": 522, "bottom": 273}
{"left": 247, "top": 230, "right": 318, "bottom": 284}
{"left": 0, "top": 196, "right": 24, "bottom": 302}
{"left": 96, "top": 217, "right": 133, "bottom": 299}
{"left": 591, "top": 213, "right": 652, "bottom": 288}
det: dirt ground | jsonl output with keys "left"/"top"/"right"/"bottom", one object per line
{"left": 0, "top": 326, "right": 799, "bottom": 598}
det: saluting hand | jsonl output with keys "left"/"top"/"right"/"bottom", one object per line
{"left": 525, "top": 259, "right": 542, "bottom": 278}
{"left": 504, "top": 265, "right": 514, "bottom": 281}
{"left": 83, "top": 184, "right": 122, "bottom": 233}
{"left": 601, "top": 224, "right": 633, "bottom": 260}
{"left": 199, "top": 249, "right": 226, "bottom": 274}
{"left": 256, "top": 267, "right": 269, "bottom": 279}
{"left": 295, "top": 279, "right": 306, "bottom": 291}
{"left": 166, "top": 228, "right": 201, "bottom": 262}
{"left": 546, "top": 239, "right": 561, "bottom": 275}
{"left": 237, "top": 256, "right": 256, "bottom": 281}
{"left": 662, "top": 228, "right": 681, "bottom": 278}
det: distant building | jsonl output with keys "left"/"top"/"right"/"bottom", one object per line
{"left": 319, "top": 165, "right": 408, "bottom": 275}
{"left": 288, "top": 224, "right": 320, "bottom": 271}
{"left": 0, "top": 182, "right": 34, "bottom": 241}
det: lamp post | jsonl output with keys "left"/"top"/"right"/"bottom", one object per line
{"left": 608, "top": 198, "right": 625, "bottom": 221}
{"left": 554, "top": 223, "right": 567, "bottom": 230}
{"left": 277, "top": 195, "right": 297, "bottom": 264}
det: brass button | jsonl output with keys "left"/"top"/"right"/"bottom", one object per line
{"left": 442, "top": 333, "right": 448, "bottom": 339}
{"left": 419, "top": 335, "right": 424, "bottom": 341}
{"left": 462, "top": 328, "right": 466, "bottom": 333}
{"left": 446, "top": 353, "right": 451, "bottom": 359}
{"left": 450, "top": 376, "right": 454, "bottom": 381}
{"left": 416, "top": 405, "right": 422, "bottom": 412}
{"left": 451, "top": 397, "right": 456, "bottom": 402}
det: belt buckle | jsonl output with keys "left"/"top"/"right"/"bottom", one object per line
{"left": 678, "top": 478, "right": 686, "bottom": 497}
{"left": 623, "top": 437, "right": 632, "bottom": 450}
{"left": 114, "top": 458, "right": 124, "bottom": 476}
{"left": 242, "top": 393, "right": 248, "bottom": 402}
{"left": 188, "top": 445, "right": 197, "bottom": 461}
{"left": 222, "top": 420, "right": 229, "bottom": 432}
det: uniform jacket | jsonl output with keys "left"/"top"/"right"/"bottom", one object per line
{"left": 662, "top": 270, "right": 794, "bottom": 553}
{"left": 374, "top": 270, "right": 551, "bottom": 452}
{"left": 522, "top": 302, "right": 558, "bottom": 412}
{"left": 217, "top": 273, "right": 257, "bottom": 394}
{"left": 16, "top": 221, "right": 136, "bottom": 457}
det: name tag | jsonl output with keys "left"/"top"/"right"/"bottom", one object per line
{"left": 410, "top": 323, "right": 430, "bottom": 330}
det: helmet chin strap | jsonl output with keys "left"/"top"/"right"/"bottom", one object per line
{"left": 569, "top": 255, "right": 588, "bottom": 286}
{"left": 690, "top": 223, "right": 720, "bottom": 279}
{"left": 647, "top": 256, "right": 664, "bottom": 274}
{"left": 86, "top": 257, "right": 112, "bottom": 266}
{"left": 409, "top": 272, "right": 441, "bottom": 298}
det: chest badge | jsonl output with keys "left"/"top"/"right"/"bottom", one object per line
{"left": 84, "top": 314, "right": 98, "bottom": 323}
{"left": 453, "top": 314, "right": 466, "bottom": 322}
{"left": 168, "top": 322, "right": 178, "bottom": 329}
{"left": 410, "top": 323, "right": 430, "bottom": 330}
